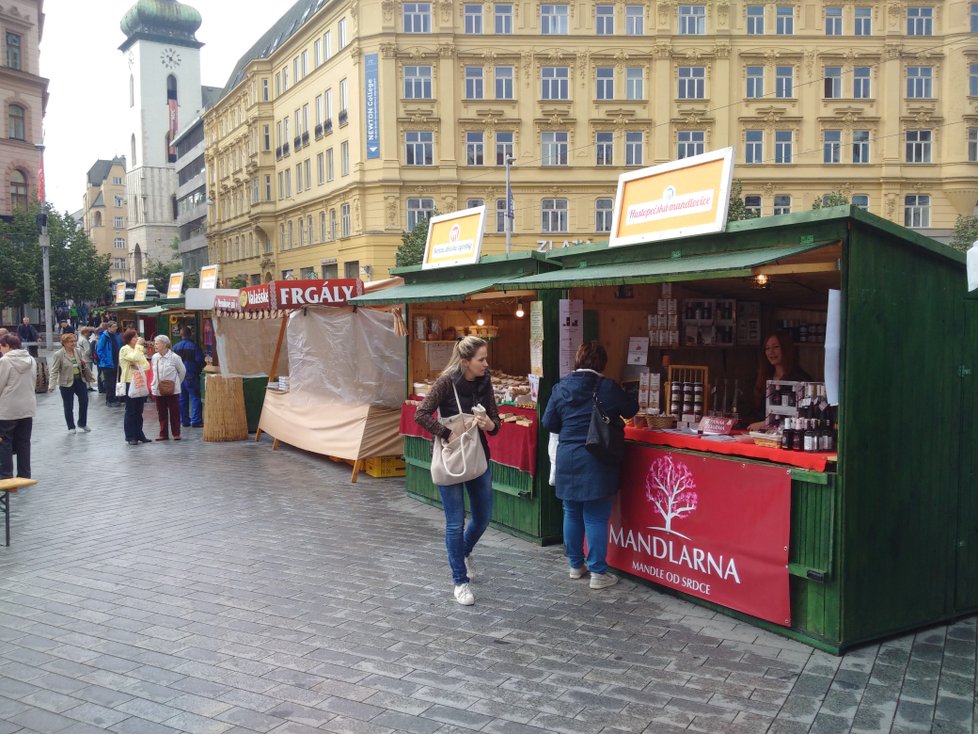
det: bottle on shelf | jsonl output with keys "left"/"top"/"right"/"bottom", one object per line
{"left": 781, "top": 418, "right": 793, "bottom": 450}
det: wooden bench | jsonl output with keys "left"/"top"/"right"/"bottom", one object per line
{"left": 0, "top": 477, "right": 37, "bottom": 546}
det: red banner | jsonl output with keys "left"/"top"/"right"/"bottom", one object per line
{"left": 238, "top": 279, "right": 364, "bottom": 312}
{"left": 608, "top": 445, "right": 791, "bottom": 626}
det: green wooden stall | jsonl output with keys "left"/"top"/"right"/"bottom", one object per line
{"left": 350, "top": 253, "right": 566, "bottom": 544}
{"left": 493, "top": 206, "right": 976, "bottom": 652}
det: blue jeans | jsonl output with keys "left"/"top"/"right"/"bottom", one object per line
{"left": 562, "top": 497, "right": 614, "bottom": 575}
{"left": 123, "top": 394, "right": 147, "bottom": 441}
{"left": 180, "top": 374, "right": 202, "bottom": 426}
{"left": 437, "top": 467, "right": 493, "bottom": 584}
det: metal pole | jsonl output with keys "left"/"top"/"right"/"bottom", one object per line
{"left": 36, "top": 144, "right": 53, "bottom": 351}
{"left": 504, "top": 156, "right": 514, "bottom": 257}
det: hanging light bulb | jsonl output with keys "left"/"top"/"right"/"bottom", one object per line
{"left": 476, "top": 309, "right": 485, "bottom": 326}
{"left": 515, "top": 300, "right": 525, "bottom": 318}
{"left": 752, "top": 273, "right": 769, "bottom": 289}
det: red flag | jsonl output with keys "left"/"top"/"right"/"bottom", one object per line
{"left": 37, "top": 154, "right": 45, "bottom": 203}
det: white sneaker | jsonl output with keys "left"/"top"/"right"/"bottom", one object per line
{"left": 67, "top": 429, "right": 76, "bottom": 434}
{"left": 589, "top": 571, "right": 619, "bottom": 590}
{"left": 80, "top": 426, "right": 91, "bottom": 433}
{"left": 453, "top": 583, "right": 475, "bottom": 606}
{"left": 569, "top": 565, "right": 589, "bottom": 579}
{"left": 464, "top": 555, "right": 476, "bottom": 581}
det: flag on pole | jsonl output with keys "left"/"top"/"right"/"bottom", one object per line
{"left": 506, "top": 181, "right": 514, "bottom": 223}
{"left": 37, "top": 154, "right": 45, "bottom": 203}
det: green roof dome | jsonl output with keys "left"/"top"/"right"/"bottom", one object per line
{"left": 120, "top": 0, "right": 202, "bottom": 48}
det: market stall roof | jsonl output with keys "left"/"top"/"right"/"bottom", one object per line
{"left": 348, "top": 273, "right": 503, "bottom": 306}
{"left": 135, "top": 304, "right": 170, "bottom": 315}
{"left": 494, "top": 242, "right": 834, "bottom": 289}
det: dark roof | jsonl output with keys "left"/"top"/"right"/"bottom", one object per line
{"left": 201, "top": 85, "right": 223, "bottom": 109}
{"left": 92, "top": 191, "right": 105, "bottom": 208}
{"left": 220, "top": 0, "right": 331, "bottom": 98}
{"left": 86, "top": 156, "right": 126, "bottom": 186}
{"left": 119, "top": 0, "right": 203, "bottom": 52}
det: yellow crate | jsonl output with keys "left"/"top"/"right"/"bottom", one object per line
{"left": 365, "top": 455, "right": 406, "bottom": 478}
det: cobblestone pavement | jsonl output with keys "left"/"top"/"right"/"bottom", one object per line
{"left": 1, "top": 392, "right": 975, "bottom": 734}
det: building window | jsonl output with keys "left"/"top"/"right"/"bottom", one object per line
{"left": 314, "top": 39, "right": 322, "bottom": 67}
{"left": 496, "top": 131, "right": 514, "bottom": 164}
{"left": 746, "top": 66, "right": 764, "bottom": 98}
{"left": 541, "top": 131, "right": 568, "bottom": 165}
{"left": 775, "top": 66, "right": 793, "bottom": 98}
{"left": 595, "top": 198, "right": 613, "bottom": 232}
{"left": 495, "top": 3, "right": 513, "bottom": 33}
{"left": 774, "top": 195, "right": 791, "bottom": 215}
{"left": 776, "top": 6, "right": 794, "bottom": 34}
{"left": 853, "top": 67, "right": 872, "bottom": 98}
{"left": 625, "top": 131, "right": 643, "bottom": 165}
{"left": 495, "top": 199, "right": 507, "bottom": 232}
{"left": 287, "top": 221, "right": 294, "bottom": 248}
{"left": 114, "top": 194, "right": 124, "bottom": 207}
{"left": 339, "top": 79, "right": 348, "bottom": 119}
{"left": 824, "top": 67, "right": 842, "bottom": 98}
{"left": 678, "top": 66, "right": 705, "bottom": 99}
{"left": 596, "top": 67, "right": 614, "bottom": 100}
{"left": 5, "top": 32, "right": 21, "bottom": 70}
{"left": 971, "top": 64, "right": 978, "bottom": 96}
{"left": 825, "top": 7, "right": 843, "bottom": 34}
{"left": 112, "top": 176, "right": 123, "bottom": 185}
{"left": 823, "top": 130, "right": 841, "bottom": 163}
{"left": 466, "top": 198, "right": 484, "bottom": 213}
{"left": 298, "top": 216, "right": 306, "bottom": 246}
{"left": 407, "top": 197, "right": 435, "bottom": 229}
{"left": 596, "top": 4, "right": 614, "bottom": 34}
{"left": 327, "top": 148, "right": 334, "bottom": 181}
{"left": 317, "top": 152, "right": 325, "bottom": 184}
{"left": 626, "top": 67, "right": 644, "bottom": 99}
{"left": 852, "top": 194, "right": 869, "bottom": 210}
{"left": 338, "top": 18, "right": 348, "bottom": 46}
{"left": 404, "top": 3, "right": 431, "bottom": 32}
{"left": 745, "top": 129, "right": 763, "bottom": 164}
{"left": 907, "top": 66, "right": 933, "bottom": 98}
{"left": 677, "top": 130, "right": 704, "bottom": 159}
{"left": 324, "top": 30, "right": 332, "bottom": 59}
{"left": 679, "top": 5, "right": 706, "bottom": 34}
{"left": 340, "top": 141, "right": 350, "bottom": 175}
{"left": 775, "top": 130, "right": 793, "bottom": 163}
{"left": 329, "top": 209, "right": 337, "bottom": 239}
{"left": 405, "top": 131, "right": 433, "bottom": 165}
{"left": 625, "top": 5, "right": 645, "bottom": 34}
{"left": 7, "top": 104, "right": 25, "bottom": 140}
{"left": 113, "top": 258, "right": 126, "bottom": 271}
{"left": 746, "top": 5, "right": 765, "bottom": 34}
{"left": 319, "top": 212, "right": 326, "bottom": 241}
{"left": 905, "top": 195, "right": 930, "bottom": 227}
{"left": 744, "top": 195, "right": 762, "bottom": 218}
{"left": 542, "top": 66, "right": 570, "bottom": 99}
{"left": 404, "top": 66, "right": 432, "bottom": 99}
{"left": 596, "top": 131, "right": 614, "bottom": 165}
{"left": 907, "top": 7, "right": 933, "bottom": 35}
{"left": 114, "top": 237, "right": 126, "bottom": 249}
{"left": 495, "top": 66, "right": 514, "bottom": 99}
{"left": 464, "top": 4, "right": 483, "bottom": 33}
{"left": 341, "top": 203, "right": 351, "bottom": 237}
{"left": 295, "top": 163, "right": 303, "bottom": 193}
{"left": 969, "top": 128, "right": 978, "bottom": 162}
{"left": 905, "top": 129, "right": 932, "bottom": 162}
{"left": 541, "top": 4, "right": 570, "bottom": 34}
{"left": 972, "top": 2, "right": 978, "bottom": 31}
{"left": 284, "top": 169, "right": 292, "bottom": 197}
{"left": 855, "top": 6, "right": 872, "bottom": 34}
{"left": 542, "top": 198, "right": 568, "bottom": 232}
{"left": 265, "top": 174, "right": 272, "bottom": 200}
{"left": 853, "top": 130, "right": 871, "bottom": 163}
{"left": 114, "top": 216, "right": 125, "bottom": 228}
{"left": 464, "top": 66, "right": 485, "bottom": 99}
{"left": 466, "top": 132, "right": 484, "bottom": 165}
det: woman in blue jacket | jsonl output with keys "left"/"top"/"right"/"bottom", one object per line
{"left": 542, "top": 342, "right": 638, "bottom": 589}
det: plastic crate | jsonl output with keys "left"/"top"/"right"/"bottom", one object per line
{"left": 365, "top": 455, "right": 406, "bottom": 478}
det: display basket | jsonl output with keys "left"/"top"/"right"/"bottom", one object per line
{"left": 749, "top": 431, "right": 781, "bottom": 449}
{"left": 645, "top": 414, "right": 678, "bottom": 429}
{"left": 365, "top": 455, "right": 406, "bottom": 478}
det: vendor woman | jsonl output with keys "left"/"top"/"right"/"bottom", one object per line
{"left": 746, "top": 331, "right": 811, "bottom": 431}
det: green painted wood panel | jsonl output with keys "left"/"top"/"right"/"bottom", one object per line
{"left": 955, "top": 298, "right": 978, "bottom": 612}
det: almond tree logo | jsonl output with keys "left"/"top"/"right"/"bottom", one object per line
{"left": 645, "top": 454, "right": 699, "bottom": 540}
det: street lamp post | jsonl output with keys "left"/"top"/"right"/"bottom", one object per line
{"left": 35, "top": 143, "right": 53, "bottom": 351}
{"left": 504, "top": 155, "right": 516, "bottom": 257}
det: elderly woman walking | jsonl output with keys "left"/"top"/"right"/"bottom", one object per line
{"left": 48, "top": 333, "right": 95, "bottom": 434}
{"left": 151, "top": 335, "right": 186, "bottom": 441}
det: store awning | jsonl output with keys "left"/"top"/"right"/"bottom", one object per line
{"left": 348, "top": 274, "right": 503, "bottom": 306}
{"left": 135, "top": 305, "right": 170, "bottom": 315}
{"left": 494, "top": 243, "right": 834, "bottom": 289}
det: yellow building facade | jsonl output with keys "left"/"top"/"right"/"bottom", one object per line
{"left": 206, "top": 0, "right": 978, "bottom": 283}
{"left": 81, "top": 157, "right": 129, "bottom": 283}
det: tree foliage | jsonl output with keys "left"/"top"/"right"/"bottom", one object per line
{"left": 812, "top": 191, "right": 850, "bottom": 210}
{"left": 0, "top": 202, "right": 109, "bottom": 313}
{"left": 948, "top": 214, "right": 978, "bottom": 253}
{"left": 395, "top": 211, "right": 438, "bottom": 268}
{"left": 726, "top": 180, "right": 757, "bottom": 222}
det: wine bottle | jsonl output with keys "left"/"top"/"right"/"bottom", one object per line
{"left": 781, "top": 418, "right": 793, "bottom": 450}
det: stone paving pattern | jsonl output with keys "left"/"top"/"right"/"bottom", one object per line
{"left": 0, "top": 394, "right": 975, "bottom": 733}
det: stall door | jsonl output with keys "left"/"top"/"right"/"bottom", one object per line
{"left": 956, "top": 297, "right": 978, "bottom": 612}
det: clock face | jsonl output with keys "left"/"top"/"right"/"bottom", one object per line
{"left": 161, "top": 47, "right": 181, "bottom": 69}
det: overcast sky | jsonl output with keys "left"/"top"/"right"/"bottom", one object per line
{"left": 39, "top": 0, "right": 289, "bottom": 214}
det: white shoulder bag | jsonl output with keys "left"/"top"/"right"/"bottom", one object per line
{"left": 429, "top": 382, "right": 488, "bottom": 486}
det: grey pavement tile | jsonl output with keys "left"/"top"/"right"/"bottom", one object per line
{"left": 266, "top": 701, "right": 336, "bottom": 727}
{"left": 161, "top": 710, "right": 235, "bottom": 733}
{"left": 62, "top": 701, "right": 132, "bottom": 728}
{"left": 114, "top": 696, "right": 185, "bottom": 723}
{"left": 215, "top": 705, "right": 288, "bottom": 733}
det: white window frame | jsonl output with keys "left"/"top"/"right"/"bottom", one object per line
{"left": 855, "top": 6, "right": 872, "bottom": 35}
{"left": 465, "top": 66, "right": 484, "bottom": 99}
{"left": 853, "top": 67, "right": 872, "bottom": 98}
{"left": 541, "top": 131, "right": 568, "bottom": 166}
{"left": 745, "top": 129, "right": 763, "bottom": 164}
{"left": 495, "top": 66, "right": 514, "bottom": 99}
{"left": 853, "top": 130, "right": 871, "bottom": 164}
{"left": 625, "top": 5, "right": 644, "bottom": 34}
{"left": 774, "top": 195, "right": 791, "bottom": 215}
{"left": 746, "top": 66, "right": 764, "bottom": 98}
{"left": 825, "top": 7, "right": 843, "bottom": 35}
{"left": 823, "top": 130, "right": 841, "bottom": 163}
{"left": 595, "top": 198, "right": 614, "bottom": 232}
{"left": 626, "top": 67, "right": 644, "bottom": 100}
{"left": 776, "top": 6, "right": 794, "bottom": 34}
{"left": 596, "top": 131, "right": 614, "bottom": 165}
{"left": 677, "top": 130, "right": 705, "bottom": 158}
{"left": 747, "top": 5, "right": 765, "bottom": 34}
{"left": 541, "top": 66, "right": 570, "bottom": 100}
{"left": 905, "top": 129, "right": 932, "bottom": 163}
{"left": 495, "top": 3, "right": 514, "bottom": 33}
{"left": 904, "top": 195, "right": 930, "bottom": 227}
{"left": 541, "top": 198, "right": 568, "bottom": 232}
{"left": 596, "top": 4, "right": 615, "bottom": 34}
{"left": 466, "top": 131, "right": 484, "bottom": 165}
{"left": 625, "top": 131, "right": 643, "bottom": 165}
{"left": 495, "top": 131, "right": 514, "bottom": 165}
{"left": 464, "top": 4, "right": 483, "bottom": 33}
{"left": 678, "top": 66, "right": 705, "bottom": 99}
{"left": 775, "top": 130, "right": 793, "bottom": 163}
{"left": 404, "top": 66, "right": 433, "bottom": 99}
{"left": 596, "top": 67, "right": 614, "bottom": 100}
{"left": 403, "top": 3, "right": 431, "bottom": 33}
{"left": 541, "top": 4, "right": 570, "bottom": 34}
{"left": 407, "top": 197, "right": 435, "bottom": 229}
{"left": 775, "top": 66, "right": 793, "bottom": 98}
{"left": 405, "top": 131, "right": 434, "bottom": 165}
{"left": 907, "top": 66, "right": 933, "bottom": 98}
{"left": 678, "top": 5, "right": 706, "bottom": 34}
{"left": 907, "top": 7, "right": 933, "bottom": 35}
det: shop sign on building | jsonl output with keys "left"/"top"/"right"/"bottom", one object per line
{"left": 167, "top": 272, "right": 184, "bottom": 299}
{"left": 422, "top": 206, "right": 486, "bottom": 269}
{"left": 609, "top": 147, "right": 735, "bottom": 247}
{"left": 238, "top": 279, "right": 365, "bottom": 312}
{"left": 364, "top": 53, "right": 380, "bottom": 160}
{"left": 134, "top": 279, "right": 149, "bottom": 302}
{"left": 608, "top": 445, "right": 791, "bottom": 626}
{"left": 200, "top": 265, "right": 219, "bottom": 289}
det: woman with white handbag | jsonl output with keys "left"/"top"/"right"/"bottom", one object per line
{"left": 414, "top": 336, "right": 500, "bottom": 606}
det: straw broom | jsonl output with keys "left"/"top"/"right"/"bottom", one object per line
{"left": 202, "top": 374, "right": 249, "bottom": 441}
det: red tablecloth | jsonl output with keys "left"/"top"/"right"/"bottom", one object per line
{"left": 400, "top": 401, "right": 538, "bottom": 475}
{"left": 625, "top": 426, "right": 835, "bottom": 472}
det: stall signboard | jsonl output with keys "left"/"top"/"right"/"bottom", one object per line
{"left": 609, "top": 147, "right": 735, "bottom": 247}
{"left": 114, "top": 282, "right": 126, "bottom": 304}
{"left": 167, "top": 272, "right": 184, "bottom": 299}
{"left": 213, "top": 294, "right": 240, "bottom": 311}
{"left": 608, "top": 445, "right": 791, "bottom": 626}
{"left": 238, "top": 279, "right": 364, "bottom": 312}
{"left": 422, "top": 206, "right": 486, "bottom": 269}
{"left": 134, "top": 279, "right": 149, "bottom": 302}
{"left": 200, "top": 265, "right": 219, "bottom": 289}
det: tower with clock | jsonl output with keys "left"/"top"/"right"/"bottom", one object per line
{"left": 119, "top": 0, "right": 204, "bottom": 279}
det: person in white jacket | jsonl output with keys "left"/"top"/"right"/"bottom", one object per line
{"left": 0, "top": 333, "right": 37, "bottom": 479}
{"left": 151, "top": 335, "right": 186, "bottom": 441}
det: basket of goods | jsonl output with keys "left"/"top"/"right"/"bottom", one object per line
{"left": 749, "top": 430, "right": 781, "bottom": 448}
{"left": 645, "top": 414, "right": 677, "bottom": 429}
